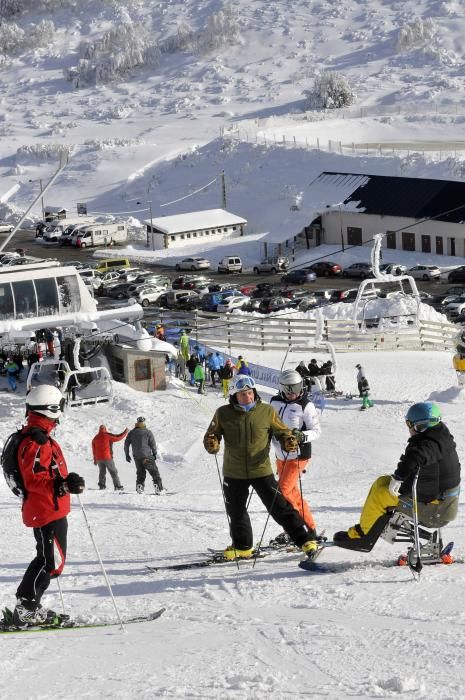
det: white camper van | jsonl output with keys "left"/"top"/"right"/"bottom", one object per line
{"left": 74, "top": 223, "right": 128, "bottom": 248}
{"left": 42, "top": 217, "right": 94, "bottom": 243}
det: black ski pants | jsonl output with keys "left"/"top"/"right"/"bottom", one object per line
{"left": 223, "top": 475, "right": 310, "bottom": 550}
{"left": 16, "top": 516, "right": 68, "bottom": 606}
{"left": 135, "top": 456, "right": 163, "bottom": 490}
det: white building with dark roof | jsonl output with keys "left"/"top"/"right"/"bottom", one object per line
{"left": 143, "top": 208, "right": 247, "bottom": 250}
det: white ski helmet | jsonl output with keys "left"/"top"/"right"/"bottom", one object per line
{"left": 26, "top": 384, "right": 65, "bottom": 420}
{"left": 229, "top": 374, "right": 256, "bottom": 396}
{"left": 279, "top": 369, "right": 303, "bottom": 399}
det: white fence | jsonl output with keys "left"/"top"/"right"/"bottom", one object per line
{"left": 157, "top": 311, "right": 457, "bottom": 354}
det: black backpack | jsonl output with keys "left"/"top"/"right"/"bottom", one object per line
{"left": 2, "top": 427, "right": 48, "bottom": 499}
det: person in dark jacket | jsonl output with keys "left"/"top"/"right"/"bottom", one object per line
{"left": 334, "top": 402, "right": 460, "bottom": 548}
{"left": 12, "top": 385, "right": 85, "bottom": 627}
{"left": 124, "top": 417, "right": 164, "bottom": 494}
{"left": 91, "top": 425, "right": 128, "bottom": 491}
{"left": 203, "top": 374, "right": 319, "bottom": 561}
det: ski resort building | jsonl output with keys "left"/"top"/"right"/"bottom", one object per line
{"left": 300, "top": 172, "right": 465, "bottom": 257}
{"left": 144, "top": 209, "right": 247, "bottom": 250}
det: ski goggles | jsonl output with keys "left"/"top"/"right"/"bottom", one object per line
{"left": 234, "top": 375, "right": 256, "bottom": 391}
{"left": 281, "top": 383, "right": 302, "bottom": 395}
{"left": 29, "top": 398, "right": 66, "bottom": 414}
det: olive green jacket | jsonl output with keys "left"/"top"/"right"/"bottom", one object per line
{"left": 204, "top": 399, "right": 292, "bottom": 479}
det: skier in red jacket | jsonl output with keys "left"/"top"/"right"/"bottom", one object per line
{"left": 91, "top": 424, "right": 128, "bottom": 491}
{"left": 12, "top": 384, "right": 85, "bottom": 627}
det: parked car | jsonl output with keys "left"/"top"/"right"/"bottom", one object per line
{"left": 131, "top": 285, "right": 167, "bottom": 307}
{"left": 448, "top": 266, "right": 465, "bottom": 283}
{"left": 184, "top": 277, "right": 212, "bottom": 291}
{"left": 0, "top": 222, "right": 14, "bottom": 233}
{"left": 408, "top": 265, "right": 441, "bottom": 281}
{"left": 297, "top": 295, "right": 319, "bottom": 311}
{"left": 218, "top": 256, "right": 242, "bottom": 273}
{"left": 160, "top": 290, "right": 201, "bottom": 308}
{"left": 306, "top": 261, "right": 342, "bottom": 277}
{"left": 280, "top": 269, "right": 316, "bottom": 285}
{"left": 201, "top": 289, "right": 244, "bottom": 312}
{"left": 257, "top": 296, "right": 293, "bottom": 314}
{"left": 379, "top": 263, "right": 408, "bottom": 276}
{"left": 175, "top": 257, "right": 210, "bottom": 271}
{"left": 239, "top": 283, "right": 257, "bottom": 296}
{"left": 445, "top": 295, "right": 465, "bottom": 318}
{"left": 253, "top": 257, "right": 289, "bottom": 274}
{"left": 216, "top": 295, "right": 249, "bottom": 313}
{"left": 172, "top": 274, "right": 209, "bottom": 289}
{"left": 251, "top": 283, "right": 280, "bottom": 298}
{"left": 342, "top": 262, "right": 373, "bottom": 279}
{"left": 106, "top": 281, "right": 135, "bottom": 299}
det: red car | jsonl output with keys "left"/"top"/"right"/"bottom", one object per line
{"left": 240, "top": 283, "right": 257, "bottom": 296}
{"left": 306, "top": 261, "right": 342, "bottom": 277}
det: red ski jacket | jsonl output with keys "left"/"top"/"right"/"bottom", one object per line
{"left": 18, "top": 413, "right": 70, "bottom": 528}
{"left": 91, "top": 427, "right": 128, "bottom": 462}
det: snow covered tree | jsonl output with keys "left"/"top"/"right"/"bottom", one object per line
{"left": 304, "top": 71, "right": 356, "bottom": 110}
{"left": 395, "top": 18, "right": 437, "bottom": 52}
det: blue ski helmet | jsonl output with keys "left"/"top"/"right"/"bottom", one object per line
{"left": 405, "top": 402, "right": 441, "bottom": 432}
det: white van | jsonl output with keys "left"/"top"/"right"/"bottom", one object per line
{"left": 42, "top": 217, "right": 94, "bottom": 243}
{"left": 74, "top": 223, "right": 128, "bottom": 248}
{"left": 218, "top": 256, "right": 243, "bottom": 273}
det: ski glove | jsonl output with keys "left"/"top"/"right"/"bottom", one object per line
{"left": 388, "top": 476, "right": 402, "bottom": 498}
{"left": 292, "top": 429, "right": 306, "bottom": 444}
{"left": 126, "top": 455, "right": 132, "bottom": 463}
{"left": 55, "top": 473, "right": 85, "bottom": 496}
{"left": 280, "top": 434, "right": 299, "bottom": 453}
{"left": 204, "top": 433, "right": 220, "bottom": 454}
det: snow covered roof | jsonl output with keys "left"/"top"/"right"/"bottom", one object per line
{"left": 44, "top": 206, "right": 68, "bottom": 214}
{"left": 320, "top": 172, "right": 465, "bottom": 224}
{"left": 143, "top": 209, "right": 247, "bottom": 235}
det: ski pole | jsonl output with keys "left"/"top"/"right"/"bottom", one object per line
{"left": 410, "top": 470, "right": 423, "bottom": 579}
{"left": 56, "top": 576, "right": 66, "bottom": 615}
{"left": 253, "top": 452, "right": 290, "bottom": 568}
{"left": 298, "top": 460, "right": 305, "bottom": 522}
{"left": 77, "top": 495, "right": 126, "bottom": 631}
{"left": 214, "top": 454, "right": 240, "bottom": 571}
{"left": 246, "top": 488, "right": 254, "bottom": 511}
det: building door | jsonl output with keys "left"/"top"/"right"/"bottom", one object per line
{"left": 448, "top": 237, "right": 456, "bottom": 256}
{"left": 386, "top": 231, "right": 396, "bottom": 249}
{"left": 402, "top": 232, "right": 415, "bottom": 251}
{"left": 421, "top": 235, "right": 431, "bottom": 253}
{"left": 436, "top": 236, "right": 443, "bottom": 255}
{"left": 347, "top": 227, "right": 362, "bottom": 245}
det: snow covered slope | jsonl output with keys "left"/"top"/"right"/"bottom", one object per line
{"left": 0, "top": 349, "right": 464, "bottom": 699}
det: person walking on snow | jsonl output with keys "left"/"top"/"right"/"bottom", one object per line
{"left": 179, "top": 329, "right": 190, "bottom": 362}
{"left": 270, "top": 369, "right": 321, "bottom": 541}
{"left": 203, "top": 374, "right": 319, "bottom": 561}
{"left": 235, "top": 355, "right": 251, "bottom": 376}
{"left": 91, "top": 424, "right": 128, "bottom": 491}
{"left": 5, "top": 357, "right": 19, "bottom": 392}
{"left": 356, "top": 364, "right": 373, "bottom": 410}
{"left": 12, "top": 385, "right": 85, "bottom": 627}
{"left": 124, "top": 417, "right": 164, "bottom": 494}
{"left": 333, "top": 402, "right": 460, "bottom": 550}
{"left": 220, "top": 359, "right": 234, "bottom": 398}
{"left": 209, "top": 351, "right": 223, "bottom": 386}
{"left": 194, "top": 359, "right": 206, "bottom": 394}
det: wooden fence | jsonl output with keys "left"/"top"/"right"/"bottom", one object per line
{"left": 155, "top": 311, "right": 457, "bottom": 354}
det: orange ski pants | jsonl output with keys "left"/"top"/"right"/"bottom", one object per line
{"left": 276, "top": 458, "right": 316, "bottom": 530}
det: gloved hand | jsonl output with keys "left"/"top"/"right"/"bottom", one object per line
{"left": 280, "top": 433, "right": 299, "bottom": 453}
{"left": 55, "top": 473, "right": 85, "bottom": 496}
{"left": 126, "top": 455, "right": 131, "bottom": 463}
{"left": 204, "top": 433, "right": 220, "bottom": 454}
{"left": 292, "top": 429, "right": 305, "bottom": 444}
{"left": 388, "top": 476, "right": 402, "bottom": 498}
{"left": 152, "top": 453, "right": 157, "bottom": 461}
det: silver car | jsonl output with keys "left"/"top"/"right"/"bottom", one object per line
{"left": 175, "top": 257, "right": 210, "bottom": 271}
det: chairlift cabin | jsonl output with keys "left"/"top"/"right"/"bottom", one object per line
{"left": 0, "top": 262, "right": 143, "bottom": 338}
{"left": 27, "top": 359, "right": 112, "bottom": 407}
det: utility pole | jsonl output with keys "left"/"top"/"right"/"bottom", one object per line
{"left": 339, "top": 205, "right": 344, "bottom": 252}
{"left": 39, "top": 179, "right": 44, "bottom": 220}
{"left": 221, "top": 170, "right": 227, "bottom": 210}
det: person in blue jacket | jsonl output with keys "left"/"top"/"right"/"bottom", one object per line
{"left": 209, "top": 352, "right": 223, "bottom": 386}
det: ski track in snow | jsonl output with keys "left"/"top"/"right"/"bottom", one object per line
{"left": 1, "top": 350, "right": 465, "bottom": 698}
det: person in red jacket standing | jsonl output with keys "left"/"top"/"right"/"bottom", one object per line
{"left": 91, "top": 424, "right": 128, "bottom": 491}
{"left": 12, "top": 384, "right": 85, "bottom": 627}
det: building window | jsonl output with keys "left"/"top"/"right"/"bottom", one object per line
{"left": 110, "top": 357, "right": 125, "bottom": 382}
{"left": 187, "top": 233, "right": 191, "bottom": 239}
{"left": 193, "top": 232, "right": 197, "bottom": 237}
{"left": 448, "top": 237, "right": 456, "bottom": 256}
{"left": 436, "top": 236, "right": 443, "bottom": 255}
{"left": 171, "top": 235, "right": 175, "bottom": 241}
{"left": 347, "top": 227, "right": 362, "bottom": 245}
{"left": 57, "top": 275, "right": 81, "bottom": 313}
{"left": 35, "top": 277, "right": 59, "bottom": 316}
{"left": 0, "top": 282, "right": 14, "bottom": 320}
{"left": 180, "top": 234, "right": 185, "bottom": 240}
{"left": 134, "top": 358, "right": 151, "bottom": 381}
{"left": 206, "top": 231, "right": 209, "bottom": 235}
{"left": 233, "top": 226, "right": 237, "bottom": 230}
{"left": 12, "top": 280, "right": 37, "bottom": 318}
{"left": 386, "top": 231, "right": 396, "bottom": 249}
{"left": 402, "top": 232, "right": 415, "bottom": 251}
{"left": 223, "top": 228, "right": 227, "bottom": 232}
{"left": 421, "top": 235, "right": 431, "bottom": 253}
